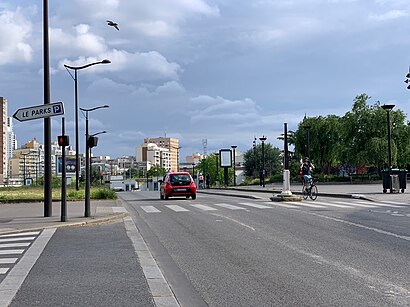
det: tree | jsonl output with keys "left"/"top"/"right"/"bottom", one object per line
{"left": 243, "top": 143, "right": 282, "bottom": 178}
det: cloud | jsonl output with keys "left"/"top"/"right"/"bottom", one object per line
{"left": 368, "top": 10, "right": 408, "bottom": 21}
{"left": 0, "top": 7, "right": 34, "bottom": 65}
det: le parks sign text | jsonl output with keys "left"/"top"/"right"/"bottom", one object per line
{"left": 13, "top": 101, "right": 64, "bottom": 122}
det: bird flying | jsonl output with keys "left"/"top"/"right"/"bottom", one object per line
{"left": 106, "top": 20, "right": 119, "bottom": 31}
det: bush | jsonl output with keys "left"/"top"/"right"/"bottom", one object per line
{"left": 91, "top": 188, "right": 117, "bottom": 200}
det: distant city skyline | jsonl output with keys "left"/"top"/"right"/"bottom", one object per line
{"left": 1, "top": 1, "right": 410, "bottom": 159}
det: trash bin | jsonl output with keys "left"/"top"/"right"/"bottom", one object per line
{"left": 382, "top": 169, "right": 407, "bottom": 193}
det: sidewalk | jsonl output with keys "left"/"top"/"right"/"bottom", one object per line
{"left": 0, "top": 200, "right": 127, "bottom": 235}
{"left": 199, "top": 183, "right": 410, "bottom": 203}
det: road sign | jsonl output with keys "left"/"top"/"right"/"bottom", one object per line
{"left": 13, "top": 101, "right": 64, "bottom": 122}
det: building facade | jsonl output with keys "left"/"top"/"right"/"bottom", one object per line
{"left": 136, "top": 143, "right": 171, "bottom": 171}
{"left": 7, "top": 117, "right": 17, "bottom": 161}
{"left": 0, "top": 97, "right": 8, "bottom": 185}
{"left": 143, "top": 137, "right": 179, "bottom": 171}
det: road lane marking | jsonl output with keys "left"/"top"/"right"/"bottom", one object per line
{"left": 191, "top": 204, "right": 218, "bottom": 211}
{"left": 165, "top": 205, "right": 190, "bottom": 212}
{"left": 238, "top": 202, "right": 272, "bottom": 209}
{"left": 141, "top": 206, "right": 161, "bottom": 213}
{"left": 333, "top": 201, "right": 377, "bottom": 208}
{"left": 0, "top": 228, "right": 56, "bottom": 307}
{"left": 0, "top": 250, "right": 24, "bottom": 255}
{"left": 212, "top": 203, "right": 247, "bottom": 210}
{"left": 0, "top": 258, "right": 17, "bottom": 264}
{"left": 288, "top": 202, "right": 326, "bottom": 208}
{"left": 265, "top": 202, "right": 299, "bottom": 209}
{"left": 0, "top": 243, "right": 31, "bottom": 248}
{"left": 210, "top": 213, "right": 256, "bottom": 231}
{"left": 0, "top": 268, "right": 9, "bottom": 274}
{"left": 313, "top": 201, "right": 352, "bottom": 208}
{"left": 0, "top": 237, "right": 36, "bottom": 243}
{"left": 0, "top": 232, "right": 40, "bottom": 238}
{"left": 356, "top": 201, "right": 404, "bottom": 208}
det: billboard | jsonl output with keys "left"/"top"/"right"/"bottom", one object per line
{"left": 219, "top": 149, "right": 232, "bottom": 167}
{"left": 57, "top": 155, "right": 77, "bottom": 175}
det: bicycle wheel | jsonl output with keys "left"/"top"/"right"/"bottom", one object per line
{"left": 302, "top": 186, "right": 309, "bottom": 200}
{"left": 310, "top": 184, "right": 318, "bottom": 200}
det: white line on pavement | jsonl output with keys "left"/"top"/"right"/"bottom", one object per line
{"left": 0, "top": 243, "right": 31, "bottom": 248}
{"left": 265, "top": 202, "right": 300, "bottom": 209}
{"left": 238, "top": 202, "right": 272, "bottom": 209}
{"left": 0, "top": 237, "right": 36, "bottom": 243}
{"left": 212, "top": 203, "right": 247, "bottom": 210}
{"left": 0, "top": 258, "right": 18, "bottom": 264}
{"left": 165, "top": 205, "right": 190, "bottom": 212}
{"left": 141, "top": 206, "right": 161, "bottom": 213}
{"left": 0, "top": 228, "right": 56, "bottom": 307}
{"left": 191, "top": 204, "right": 218, "bottom": 211}
{"left": 0, "top": 232, "right": 40, "bottom": 238}
{"left": 0, "top": 250, "right": 24, "bottom": 255}
{"left": 288, "top": 202, "right": 326, "bottom": 208}
{"left": 0, "top": 268, "right": 9, "bottom": 275}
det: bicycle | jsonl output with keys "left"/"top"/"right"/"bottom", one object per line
{"left": 302, "top": 178, "right": 318, "bottom": 200}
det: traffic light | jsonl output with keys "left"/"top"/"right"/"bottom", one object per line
{"left": 58, "top": 135, "right": 69, "bottom": 147}
{"left": 88, "top": 136, "right": 98, "bottom": 148}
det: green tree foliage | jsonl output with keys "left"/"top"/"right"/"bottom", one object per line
{"left": 197, "top": 154, "right": 234, "bottom": 186}
{"left": 243, "top": 143, "right": 282, "bottom": 178}
{"left": 148, "top": 165, "right": 167, "bottom": 178}
{"left": 293, "top": 93, "right": 410, "bottom": 173}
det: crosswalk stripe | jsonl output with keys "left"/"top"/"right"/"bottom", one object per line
{"left": 238, "top": 202, "right": 272, "bottom": 209}
{"left": 381, "top": 200, "right": 408, "bottom": 205}
{"left": 333, "top": 201, "right": 376, "bottom": 208}
{"left": 0, "top": 268, "right": 9, "bottom": 274}
{"left": 0, "top": 249, "right": 24, "bottom": 255}
{"left": 0, "top": 231, "right": 40, "bottom": 238}
{"left": 191, "top": 204, "right": 218, "bottom": 211}
{"left": 0, "top": 258, "right": 18, "bottom": 264}
{"left": 356, "top": 201, "right": 404, "bottom": 208}
{"left": 0, "top": 243, "right": 31, "bottom": 248}
{"left": 265, "top": 202, "right": 300, "bottom": 209}
{"left": 0, "top": 237, "right": 36, "bottom": 243}
{"left": 288, "top": 201, "right": 326, "bottom": 208}
{"left": 313, "top": 201, "right": 352, "bottom": 208}
{"left": 165, "top": 205, "right": 190, "bottom": 212}
{"left": 213, "top": 203, "right": 247, "bottom": 210}
{"left": 141, "top": 206, "right": 161, "bottom": 213}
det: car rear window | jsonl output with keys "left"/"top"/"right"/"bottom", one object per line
{"left": 170, "top": 174, "right": 191, "bottom": 186}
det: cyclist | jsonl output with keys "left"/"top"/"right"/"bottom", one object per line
{"left": 301, "top": 157, "right": 315, "bottom": 186}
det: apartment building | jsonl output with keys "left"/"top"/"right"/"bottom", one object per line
{"left": 0, "top": 97, "right": 8, "bottom": 185}
{"left": 144, "top": 137, "right": 179, "bottom": 171}
{"left": 7, "top": 117, "right": 17, "bottom": 161}
{"left": 136, "top": 142, "right": 171, "bottom": 171}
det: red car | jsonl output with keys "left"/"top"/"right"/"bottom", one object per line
{"left": 160, "top": 172, "right": 197, "bottom": 200}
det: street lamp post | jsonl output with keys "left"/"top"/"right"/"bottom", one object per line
{"left": 231, "top": 145, "right": 237, "bottom": 186}
{"left": 80, "top": 105, "right": 109, "bottom": 217}
{"left": 381, "top": 104, "right": 395, "bottom": 193}
{"left": 259, "top": 136, "right": 267, "bottom": 187}
{"left": 253, "top": 137, "right": 257, "bottom": 178}
{"left": 215, "top": 153, "right": 219, "bottom": 186}
{"left": 64, "top": 59, "right": 111, "bottom": 190}
{"left": 192, "top": 163, "right": 195, "bottom": 182}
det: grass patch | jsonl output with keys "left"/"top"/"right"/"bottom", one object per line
{"left": 0, "top": 186, "right": 117, "bottom": 202}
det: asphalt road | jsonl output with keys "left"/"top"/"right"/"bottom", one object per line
{"left": 121, "top": 191, "right": 410, "bottom": 306}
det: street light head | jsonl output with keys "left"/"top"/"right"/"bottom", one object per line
{"left": 101, "top": 59, "right": 111, "bottom": 64}
{"left": 406, "top": 73, "right": 410, "bottom": 78}
{"left": 381, "top": 104, "right": 395, "bottom": 111}
{"left": 405, "top": 79, "right": 409, "bottom": 84}
{"left": 259, "top": 135, "right": 267, "bottom": 142}
{"left": 407, "top": 84, "right": 410, "bottom": 90}
{"left": 231, "top": 145, "right": 237, "bottom": 149}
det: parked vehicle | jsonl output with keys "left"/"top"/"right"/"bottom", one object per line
{"left": 160, "top": 172, "right": 197, "bottom": 200}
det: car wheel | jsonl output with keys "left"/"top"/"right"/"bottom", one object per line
{"left": 191, "top": 194, "right": 196, "bottom": 200}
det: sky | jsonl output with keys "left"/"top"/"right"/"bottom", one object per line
{"left": 1, "top": 0, "right": 410, "bottom": 161}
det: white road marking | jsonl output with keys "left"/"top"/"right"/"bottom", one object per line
{"left": 313, "top": 201, "right": 352, "bottom": 208}
{"left": 265, "top": 202, "right": 300, "bottom": 209}
{"left": 210, "top": 213, "right": 256, "bottom": 231}
{"left": 381, "top": 200, "right": 408, "bottom": 205}
{"left": 0, "top": 258, "right": 17, "bottom": 264}
{"left": 0, "top": 228, "right": 56, "bottom": 307}
{"left": 0, "top": 237, "right": 36, "bottom": 243}
{"left": 0, "top": 268, "right": 9, "bottom": 274}
{"left": 238, "top": 202, "right": 272, "bottom": 209}
{"left": 288, "top": 202, "right": 326, "bottom": 208}
{"left": 356, "top": 201, "right": 404, "bottom": 208}
{"left": 0, "top": 250, "right": 24, "bottom": 255}
{"left": 333, "top": 201, "right": 377, "bottom": 208}
{"left": 165, "top": 205, "right": 190, "bottom": 212}
{"left": 0, "top": 243, "right": 30, "bottom": 248}
{"left": 141, "top": 206, "right": 161, "bottom": 213}
{"left": 112, "top": 207, "right": 127, "bottom": 213}
{"left": 0, "top": 232, "right": 40, "bottom": 238}
{"left": 191, "top": 204, "right": 218, "bottom": 211}
{"left": 212, "top": 203, "right": 247, "bottom": 210}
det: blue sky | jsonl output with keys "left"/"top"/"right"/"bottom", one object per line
{"left": 1, "top": 0, "right": 410, "bottom": 160}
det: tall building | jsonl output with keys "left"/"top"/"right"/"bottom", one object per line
{"left": 144, "top": 137, "right": 179, "bottom": 171}
{"left": 0, "top": 97, "right": 8, "bottom": 185}
{"left": 136, "top": 143, "right": 170, "bottom": 171}
{"left": 7, "top": 117, "right": 17, "bottom": 161}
